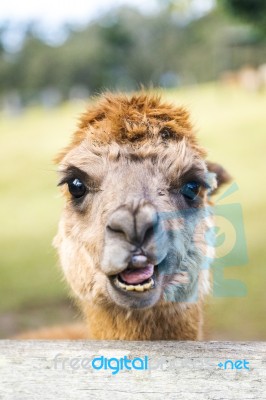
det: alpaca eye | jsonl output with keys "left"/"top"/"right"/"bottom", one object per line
{"left": 160, "top": 128, "right": 172, "bottom": 140}
{"left": 68, "top": 178, "right": 86, "bottom": 198}
{"left": 180, "top": 182, "right": 201, "bottom": 201}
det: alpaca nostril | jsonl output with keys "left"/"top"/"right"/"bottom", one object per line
{"left": 142, "top": 226, "right": 154, "bottom": 244}
{"left": 131, "top": 254, "right": 148, "bottom": 268}
{"left": 107, "top": 202, "right": 158, "bottom": 246}
{"left": 107, "top": 225, "right": 124, "bottom": 235}
{"left": 106, "top": 207, "right": 135, "bottom": 243}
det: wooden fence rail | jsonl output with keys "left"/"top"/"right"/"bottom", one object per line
{"left": 0, "top": 341, "right": 265, "bottom": 399}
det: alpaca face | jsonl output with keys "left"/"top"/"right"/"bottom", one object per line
{"left": 54, "top": 94, "right": 228, "bottom": 310}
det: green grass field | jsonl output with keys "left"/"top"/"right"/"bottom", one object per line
{"left": 1, "top": 83, "right": 266, "bottom": 339}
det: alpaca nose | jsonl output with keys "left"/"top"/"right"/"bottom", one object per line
{"left": 107, "top": 201, "right": 158, "bottom": 246}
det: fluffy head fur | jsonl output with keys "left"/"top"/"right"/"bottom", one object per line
{"left": 54, "top": 92, "right": 230, "bottom": 340}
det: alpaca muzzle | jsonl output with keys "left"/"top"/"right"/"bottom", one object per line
{"left": 101, "top": 199, "right": 168, "bottom": 277}
{"left": 107, "top": 200, "right": 158, "bottom": 247}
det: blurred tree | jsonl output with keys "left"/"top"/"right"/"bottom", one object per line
{"left": 156, "top": 0, "right": 194, "bottom": 13}
{"left": 222, "top": 0, "right": 266, "bottom": 34}
{"left": 0, "top": 3, "right": 265, "bottom": 104}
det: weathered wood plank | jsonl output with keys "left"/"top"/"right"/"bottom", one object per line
{"left": 0, "top": 341, "right": 265, "bottom": 400}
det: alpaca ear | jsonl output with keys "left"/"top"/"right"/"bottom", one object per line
{"left": 206, "top": 161, "right": 232, "bottom": 195}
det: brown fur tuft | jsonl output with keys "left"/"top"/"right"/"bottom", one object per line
{"left": 54, "top": 92, "right": 206, "bottom": 164}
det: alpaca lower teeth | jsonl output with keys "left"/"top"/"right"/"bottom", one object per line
{"left": 114, "top": 277, "right": 154, "bottom": 291}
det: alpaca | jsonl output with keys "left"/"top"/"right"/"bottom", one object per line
{"left": 18, "top": 92, "right": 231, "bottom": 340}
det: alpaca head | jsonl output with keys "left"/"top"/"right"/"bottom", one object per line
{"left": 54, "top": 93, "right": 230, "bottom": 310}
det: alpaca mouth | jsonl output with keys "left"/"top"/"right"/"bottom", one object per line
{"left": 113, "top": 263, "right": 156, "bottom": 292}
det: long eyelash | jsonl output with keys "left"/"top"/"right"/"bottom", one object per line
{"left": 57, "top": 165, "right": 88, "bottom": 186}
{"left": 58, "top": 176, "right": 102, "bottom": 194}
{"left": 57, "top": 169, "right": 87, "bottom": 188}
{"left": 196, "top": 179, "right": 211, "bottom": 190}
{"left": 57, "top": 177, "right": 70, "bottom": 187}
{"left": 182, "top": 176, "right": 211, "bottom": 190}
{"left": 170, "top": 178, "right": 210, "bottom": 192}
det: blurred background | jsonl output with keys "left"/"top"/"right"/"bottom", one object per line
{"left": 0, "top": 0, "right": 265, "bottom": 340}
